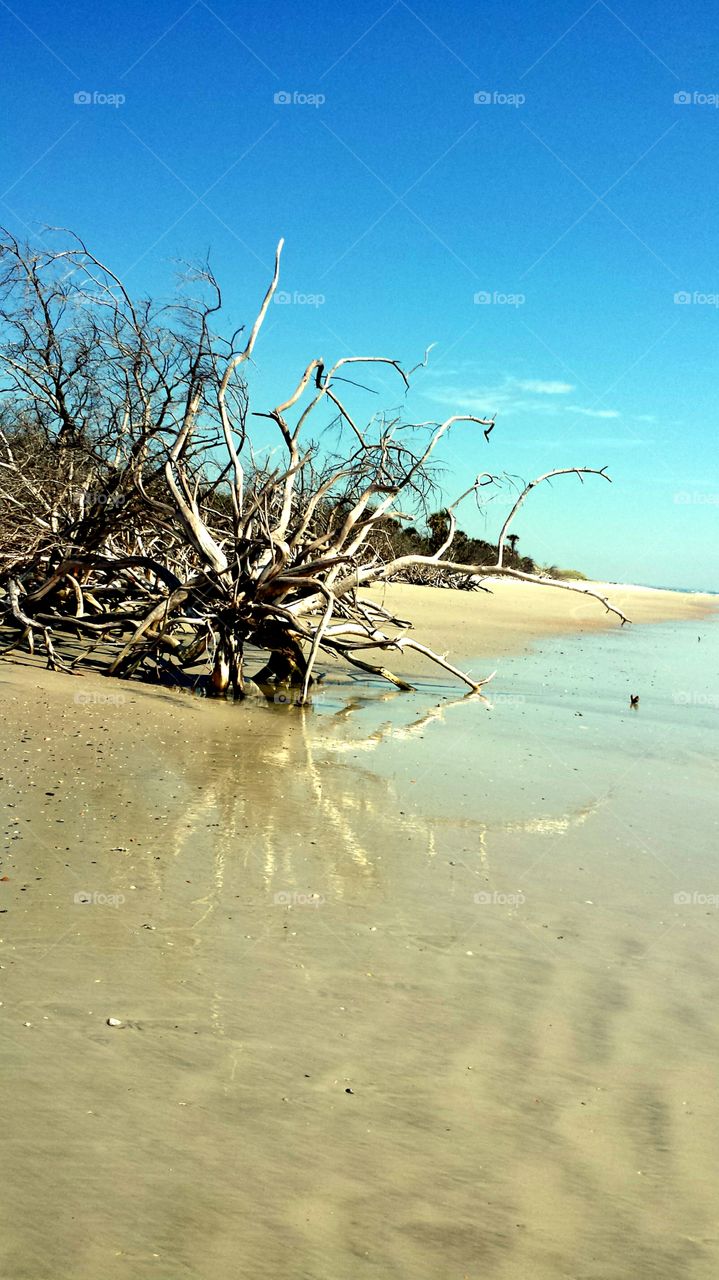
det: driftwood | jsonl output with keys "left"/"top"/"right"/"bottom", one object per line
{"left": 0, "top": 229, "right": 629, "bottom": 701}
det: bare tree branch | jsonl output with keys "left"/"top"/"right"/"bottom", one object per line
{"left": 0, "top": 229, "right": 628, "bottom": 699}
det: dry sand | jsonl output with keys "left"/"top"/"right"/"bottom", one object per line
{"left": 1, "top": 583, "right": 718, "bottom": 1279}
{"left": 365, "top": 578, "right": 717, "bottom": 673}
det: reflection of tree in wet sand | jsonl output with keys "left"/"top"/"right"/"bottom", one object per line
{"left": 148, "top": 701, "right": 438, "bottom": 942}
{"left": 477, "top": 796, "right": 603, "bottom": 867}
{"left": 319, "top": 689, "right": 485, "bottom": 752}
{"left": 319, "top": 691, "right": 604, "bottom": 876}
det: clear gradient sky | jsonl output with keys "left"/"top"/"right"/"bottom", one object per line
{"left": 1, "top": 0, "right": 717, "bottom": 588}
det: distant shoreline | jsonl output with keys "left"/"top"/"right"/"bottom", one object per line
{"left": 365, "top": 578, "right": 718, "bottom": 676}
{"left": 637, "top": 584, "right": 718, "bottom": 597}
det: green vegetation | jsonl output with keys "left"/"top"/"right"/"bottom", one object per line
{"left": 368, "top": 512, "right": 534, "bottom": 580}
{"left": 537, "top": 566, "right": 589, "bottom": 581}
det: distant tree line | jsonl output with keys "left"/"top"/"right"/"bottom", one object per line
{"left": 364, "top": 512, "right": 536, "bottom": 586}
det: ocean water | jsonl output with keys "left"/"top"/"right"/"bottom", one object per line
{"left": 645, "top": 585, "right": 719, "bottom": 596}
{"left": 307, "top": 614, "right": 715, "bottom": 827}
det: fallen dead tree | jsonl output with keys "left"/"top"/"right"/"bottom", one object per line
{"left": 0, "top": 229, "right": 629, "bottom": 700}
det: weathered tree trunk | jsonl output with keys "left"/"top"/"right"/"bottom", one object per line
{"left": 0, "top": 228, "right": 629, "bottom": 700}
{"left": 209, "top": 625, "right": 245, "bottom": 700}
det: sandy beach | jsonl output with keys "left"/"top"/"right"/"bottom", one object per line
{"left": 1, "top": 581, "right": 718, "bottom": 1279}
{"left": 365, "top": 578, "right": 717, "bottom": 674}
{"left": 4, "top": 1, "right": 719, "bottom": 1272}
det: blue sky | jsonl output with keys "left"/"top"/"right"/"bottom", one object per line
{"left": 1, "top": 0, "right": 718, "bottom": 588}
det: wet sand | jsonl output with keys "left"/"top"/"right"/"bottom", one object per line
{"left": 1, "top": 589, "right": 718, "bottom": 1279}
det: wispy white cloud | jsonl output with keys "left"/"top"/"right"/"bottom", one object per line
{"left": 580, "top": 437, "right": 651, "bottom": 447}
{"left": 422, "top": 375, "right": 575, "bottom": 417}
{"left": 567, "top": 406, "right": 621, "bottom": 419}
{"left": 516, "top": 379, "right": 574, "bottom": 395}
{"left": 422, "top": 376, "right": 625, "bottom": 423}
{"left": 520, "top": 437, "right": 651, "bottom": 449}
{"left": 420, "top": 373, "right": 646, "bottom": 434}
